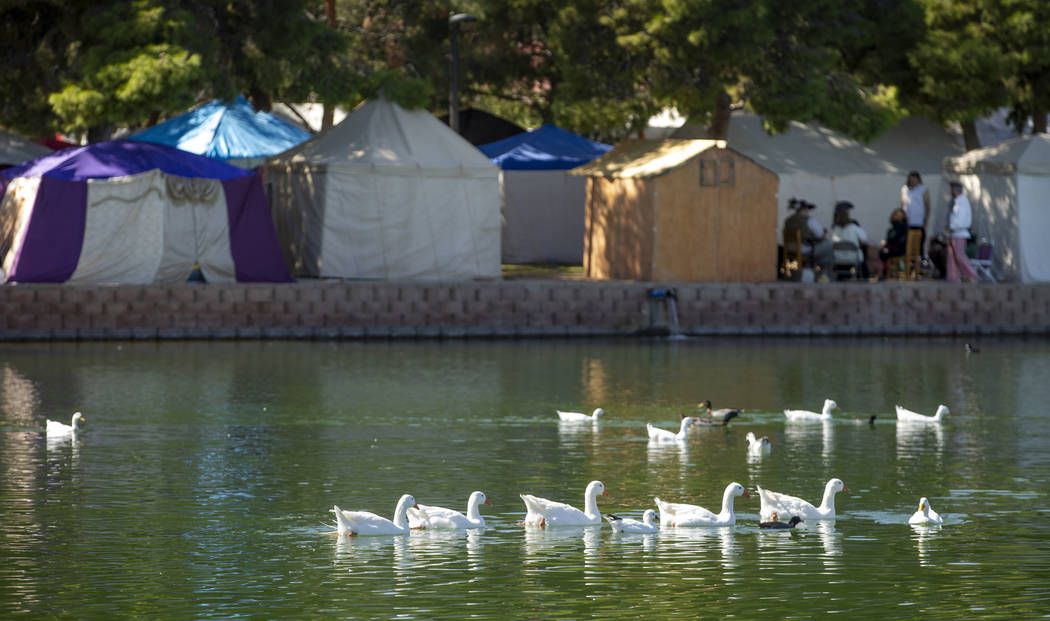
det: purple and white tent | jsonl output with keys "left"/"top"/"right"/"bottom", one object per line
{"left": 0, "top": 140, "right": 291, "bottom": 284}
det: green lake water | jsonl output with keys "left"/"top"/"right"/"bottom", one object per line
{"left": 1, "top": 338, "right": 1048, "bottom": 619}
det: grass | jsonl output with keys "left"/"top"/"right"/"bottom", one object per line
{"left": 501, "top": 263, "right": 585, "bottom": 280}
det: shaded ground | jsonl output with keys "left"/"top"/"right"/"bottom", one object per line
{"left": 501, "top": 264, "right": 585, "bottom": 280}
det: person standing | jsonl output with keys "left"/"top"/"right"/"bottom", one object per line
{"left": 900, "top": 171, "right": 930, "bottom": 258}
{"left": 944, "top": 181, "right": 980, "bottom": 283}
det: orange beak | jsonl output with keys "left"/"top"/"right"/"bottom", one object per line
{"left": 742, "top": 490, "right": 751, "bottom": 498}
{"left": 602, "top": 490, "right": 609, "bottom": 496}
{"left": 484, "top": 499, "right": 493, "bottom": 506}
{"left": 843, "top": 486, "right": 850, "bottom": 493}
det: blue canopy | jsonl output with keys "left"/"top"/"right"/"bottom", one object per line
{"left": 478, "top": 124, "right": 612, "bottom": 170}
{"left": 128, "top": 96, "right": 311, "bottom": 161}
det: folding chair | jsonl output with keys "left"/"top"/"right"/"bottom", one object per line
{"left": 902, "top": 230, "right": 923, "bottom": 280}
{"left": 832, "top": 241, "right": 863, "bottom": 280}
{"left": 970, "top": 240, "right": 996, "bottom": 282}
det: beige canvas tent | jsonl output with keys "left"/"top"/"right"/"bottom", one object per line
{"left": 570, "top": 139, "right": 778, "bottom": 282}
{"left": 266, "top": 98, "right": 501, "bottom": 281}
{"left": 943, "top": 134, "right": 1050, "bottom": 282}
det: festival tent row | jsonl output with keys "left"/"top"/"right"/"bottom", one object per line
{"left": 0, "top": 141, "right": 291, "bottom": 284}
{"left": 944, "top": 134, "right": 1050, "bottom": 283}
{"left": 0, "top": 129, "right": 52, "bottom": 169}
{"left": 129, "top": 96, "right": 311, "bottom": 169}
{"left": 266, "top": 97, "right": 501, "bottom": 281}
{"left": 672, "top": 114, "right": 964, "bottom": 245}
{"left": 479, "top": 124, "right": 611, "bottom": 264}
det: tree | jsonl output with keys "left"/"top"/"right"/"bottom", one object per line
{"left": 996, "top": 0, "right": 1050, "bottom": 134}
{"left": 611, "top": 0, "right": 916, "bottom": 141}
{"left": 906, "top": 0, "right": 1012, "bottom": 150}
{"left": 0, "top": 0, "right": 368, "bottom": 139}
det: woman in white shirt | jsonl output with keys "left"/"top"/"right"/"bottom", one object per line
{"left": 829, "top": 201, "right": 869, "bottom": 277}
{"left": 901, "top": 171, "right": 930, "bottom": 257}
{"left": 945, "top": 182, "right": 980, "bottom": 283}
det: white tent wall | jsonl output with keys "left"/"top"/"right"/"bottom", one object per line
{"left": 501, "top": 170, "right": 586, "bottom": 264}
{"left": 949, "top": 172, "right": 1019, "bottom": 281}
{"left": 1017, "top": 175, "right": 1050, "bottom": 282}
{"left": 75, "top": 171, "right": 237, "bottom": 284}
{"left": 316, "top": 167, "right": 500, "bottom": 280}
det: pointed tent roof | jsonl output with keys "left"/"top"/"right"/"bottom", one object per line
{"left": 945, "top": 133, "right": 1050, "bottom": 176}
{"left": 2, "top": 140, "right": 255, "bottom": 182}
{"left": 673, "top": 113, "right": 900, "bottom": 176}
{"left": 128, "top": 95, "right": 310, "bottom": 160}
{"left": 272, "top": 98, "right": 497, "bottom": 173}
{"left": 0, "top": 128, "right": 52, "bottom": 166}
{"left": 868, "top": 116, "right": 963, "bottom": 173}
{"left": 438, "top": 107, "right": 526, "bottom": 146}
{"left": 478, "top": 124, "right": 612, "bottom": 170}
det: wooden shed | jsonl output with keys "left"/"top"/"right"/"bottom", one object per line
{"left": 570, "top": 139, "right": 778, "bottom": 282}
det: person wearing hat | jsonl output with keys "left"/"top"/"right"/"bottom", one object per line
{"left": 944, "top": 181, "right": 980, "bottom": 283}
{"left": 783, "top": 199, "right": 834, "bottom": 275}
{"left": 829, "top": 201, "right": 870, "bottom": 278}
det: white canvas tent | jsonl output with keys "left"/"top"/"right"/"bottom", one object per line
{"left": 266, "top": 98, "right": 501, "bottom": 280}
{"left": 943, "top": 134, "right": 1050, "bottom": 282}
{"left": 673, "top": 114, "right": 962, "bottom": 245}
{"left": 0, "top": 129, "right": 51, "bottom": 167}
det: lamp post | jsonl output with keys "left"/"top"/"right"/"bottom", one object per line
{"left": 449, "top": 12, "right": 477, "bottom": 134}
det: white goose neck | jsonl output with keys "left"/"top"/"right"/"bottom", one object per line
{"left": 584, "top": 485, "right": 601, "bottom": 518}
{"left": 466, "top": 493, "right": 483, "bottom": 521}
{"left": 720, "top": 486, "right": 737, "bottom": 518}
{"left": 819, "top": 484, "right": 838, "bottom": 512}
{"left": 393, "top": 497, "right": 413, "bottom": 529}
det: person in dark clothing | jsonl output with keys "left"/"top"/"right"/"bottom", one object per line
{"left": 878, "top": 208, "right": 909, "bottom": 278}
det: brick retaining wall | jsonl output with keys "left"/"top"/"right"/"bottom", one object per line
{"left": 0, "top": 280, "right": 1047, "bottom": 340}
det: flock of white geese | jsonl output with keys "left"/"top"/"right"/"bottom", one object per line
{"left": 328, "top": 399, "right": 949, "bottom": 537}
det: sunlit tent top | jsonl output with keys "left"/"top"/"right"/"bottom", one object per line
{"left": 128, "top": 95, "right": 311, "bottom": 160}
{"left": 2, "top": 139, "right": 255, "bottom": 181}
{"left": 478, "top": 124, "right": 612, "bottom": 170}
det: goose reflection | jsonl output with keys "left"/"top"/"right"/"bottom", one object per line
{"left": 646, "top": 437, "right": 690, "bottom": 472}
{"left": 814, "top": 520, "right": 842, "bottom": 562}
{"left": 896, "top": 420, "right": 945, "bottom": 461}
{"left": 662, "top": 526, "right": 738, "bottom": 572}
{"left": 784, "top": 420, "right": 834, "bottom": 463}
{"left": 910, "top": 523, "right": 942, "bottom": 567}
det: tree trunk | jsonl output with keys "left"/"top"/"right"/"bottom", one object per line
{"left": 961, "top": 119, "right": 981, "bottom": 151}
{"left": 1034, "top": 108, "right": 1047, "bottom": 134}
{"left": 322, "top": 0, "right": 336, "bottom": 131}
{"left": 86, "top": 125, "right": 112, "bottom": 143}
{"left": 706, "top": 90, "right": 732, "bottom": 140}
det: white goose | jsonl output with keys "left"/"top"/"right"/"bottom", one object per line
{"left": 520, "top": 480, "right": 607, "bottom": 527}
{"left": 783, "top": 399, "right": 838, "bottom": 422}
{"left": 605, "top": 510, "right": 660, "bottom": 534}
{"left": 557, "top": 408, "right": 604, "bottom": 423}
{"left": 647, "top": 417, "right": 693, "bottom": 442}
{"left": 332, "top": 494, "right": 418, "bottom": 536}
{"left": 896, "top": 404, "right": 949, "bottom": 423}
{"left": 756, "top": 478, "right": 848, "bottom": 521}
{"left": 908, "top": 497, "right": 943, "bottom": 525}
{"left": 46, "top": 412, "right": 85, "bottom": 436}
{"left": 408, "top": 491, "right": 491, "bottom": 529}
{"left": 654, "top": 482, "right": 749, "bottom": 527}
{"left": 745, "top": 431, "right": 772, "bottom": 456}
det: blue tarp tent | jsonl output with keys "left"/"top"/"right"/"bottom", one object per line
{"left": 128, "top": 96, "right": 311, "bottom": 168}
{"left": 478, "top": 125, "right": 611, "bottom": 264}
{"left": 478, "top": 123, "right": 611, "bottom": 170}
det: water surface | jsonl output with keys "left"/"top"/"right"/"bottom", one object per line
{"left": 1, "top": 338, "right": 1048, "bottom": 619}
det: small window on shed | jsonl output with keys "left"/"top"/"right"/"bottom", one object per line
{"left": 699, "top": 157, "right": 735, "bottom": 187}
